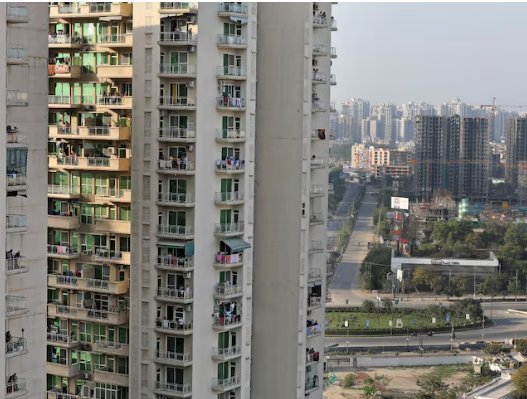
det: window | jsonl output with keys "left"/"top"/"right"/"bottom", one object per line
{"left": 81, "top": 204, "right": 94, "bottom": 224}
{"left": 119, "top": 206, "right": 131, "bottom": 221}
{"left": 223, "top": 22, "right": 242, "bottom": 36}
{"left": 81, "top": 173, "right": 93, "bottom": 194}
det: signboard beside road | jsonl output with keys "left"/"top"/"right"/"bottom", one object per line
{"left": 391, "top": 196, "right": 409, "bottom": 210}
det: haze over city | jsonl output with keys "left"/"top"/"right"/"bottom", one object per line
{"left": 332, "top": 2, "right": 527, "bottom": 108}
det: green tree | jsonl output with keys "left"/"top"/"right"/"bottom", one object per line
{"left": 412, "top": 267, "right": 436, "bottom": 291}
{"left": 362, "top": 300, "right": 376, "bottom": 313}
{"left": 416, "top": 372, "right": 448, "bottom": 398}
{"left": 516, "top": 339, "right": 527, "bottom": 355}
{"left": 484, "top": 342, "right": 503, "bottom": 355}
{"left": 451, "top": 299, "right": 483, "bottom": 320}
{"left": 512, "top": 364, "right": 527, "bottom": 397}
{"left": 342, "top": 373, "right": 355, "bottom": 388}
{"left": 381, "top": 298, "right": 393, "bottom": 312}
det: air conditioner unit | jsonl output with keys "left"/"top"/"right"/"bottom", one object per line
{"left": 187, "top": 45, "right": 196, "bottom": 53}
{"left": 186, "top": 81, "right": 195, "bottom": 88}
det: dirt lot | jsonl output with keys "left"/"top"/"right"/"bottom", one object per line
{"left": 324, "top": 365, "right": 470, "bottom": 399}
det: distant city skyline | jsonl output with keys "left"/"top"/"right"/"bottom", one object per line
{"left": 332, "top": 3, "right": 527, "bottom": 108}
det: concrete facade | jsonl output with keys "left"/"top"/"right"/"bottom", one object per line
{"left": 3, "top": 3, "right": 48, "bottom": 398}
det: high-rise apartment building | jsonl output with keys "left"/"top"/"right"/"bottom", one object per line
{"left": 252, "top": 2, "right": 333, "bottom": 398}
{"left": 47, "top": 3, "right": 133, "bottom": 398}
{"left": 46, "top": 2, "right": 333, "bottom": 399}
{"left": 2, "top": 3, "right": 48, "bottom": 398}
{"left": 506, "top": 118, "right": 527, "bottom": 195}
{"left": 414, "top": 115, "right": 489, "bottom": 201}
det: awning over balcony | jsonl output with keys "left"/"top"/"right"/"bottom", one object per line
{"left": 221, "top": 238, "right": 250, "bottom": 252}
{"left": 157, "top": 241, "right": 194, "bottom": 257}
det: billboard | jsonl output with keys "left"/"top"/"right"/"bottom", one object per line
{"left": 391, "top": 196, "right": 409, "bottom": 210}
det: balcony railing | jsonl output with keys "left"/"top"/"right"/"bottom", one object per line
{"left": 212, "top": 346, "right": 241, "bottom": 359}
{"left": 305, "top": 380, "right": 320, "bottom": 391}
{"left": 331, "top": 19, "right": 338, "bottom": 30}
{"left": 158, "top": 192, "right": 194, "bottom": 205}
{"left": 312, "top": 71, "right": 328, "bottom": 83}
{"left": 159, "top": 96, "right": 196, "bottom": 107}
{"left": 7, "top": 48, "right": 27, "bottom": 63}
{"left": 6, "top": 214, "right": 27, "bottom": 230}
{"left": 158, "top": 159, "right": 195, "bottom": 173}
{"left": 214, "top": 222, "right": 244, "bottom": 235}
{"left": 309, "top": 240, "right": 324, "bottom": 253}
{"left": 157, "top": 224, "right": 194, "bottom": 237}
{"left": 47, "top": 332, "right": 78, "bottom": 346}
{"left": 6, "top": 337, "right": 26, "bottom": 355}
{"left": 6, "top": 295, "right": 27, "bottom": 316}
{"left": 89, "top": 2, "right": 111, "bottom": 13}
{"left": 94, "top": 339, "right": 129, "bottom": 355}
{"left": 217, "top": 96, "right": 246, "bottom": 109}
{"left": 214, "top": 283, "right": 242, "bottom": 297}
{"left": 156, "top": 256, "right": 194, "bottom": 271}
{"left": 7, "top": 174, "right": 26, "bottom": 188}
{"left": 310, "top": 212, "right": 324, "bottom": 224}
{"left": 215, "top": 159, "right": 245, "bottom": 172}
{"left": 159, "top": 63, "right": 196, "bottom": 75}
{"left": 160, "top": 2, "right": 198, "bottom": 11}
{"left": 217, "top": 65, "right": 246, "bottom": 77}
{"left": 217, "top": 34, "right": 247, "bottom": 46}
{"left": 47, "top": 244, "right": 78, "bottom": 256}
{"left": 6, "top": 257, "right": 27, "bottom": 273}
{"left": 156, "top": 287, "right": 193, "bottom": 301}
{"left": 158, "top": 126, "right": 196, "bottom": 141}
{"left": 215, "top": 192, "right": 243, "bottom": 203}
{"left": 97, "top": 34, "right": 129, "bottom": 44}
{"left": 159, "top": 31, "right": 196, "bottom": 43}
{"left": 213, "top": 314, "right": 242, "bottom": 328}
{"left": 310, "top": 157, "right": 325, "bottom": 168}
{"left": 216, "top": 129, "right": 245, "bottom": 141}
{"left": 7, "top": 91, "right": 28, "bottom": 106}
{"left": 154, "top": 382, "right": 192, "bottom": 395}
{"left": 6, "top": 378, "right": 26, "bottom": 397}
{"left": 313, "top": 15, "right": 328, "bottom": 26}
{"left": 48, "top": 95, "right": 81, "bottom": 105}
{"left": 7, "top": 5, "right": 28, "bottom": 21}
{"left": 313, "top": 44, "right": 328, "bottom": 56}
{"left": 217, "top": 2, "right": 248, "bottom": 14}
{"left": 308, "top": 296, "right": 322, "bottom": 308}
{"left": 213, "top": 376, "right": 240, "bottom": 390}
{"left": 308, "top": 268, "right": 322, "bottom": 280}
{"left": 312, "top": 100, "right": 327, "bottom": 112}
{"left": 155, "top": 318, "right": 193, "bottom": 332}
{"left": 330, "top": 74, "right": 337, "bottom": 85}
{"left": 48, "top": 35, "right": 82, "bottom": 45}
{"left": 331, "top": 46, "right": 337, "bottom": 57}
{"left": 310, "top": 185, "right": 324, "bottom": 196}
{"left": 156, "top": 351, "right": 192, "bottom": 363}
{"left": 215, "top": 252, "right": 243, "bottom": 266}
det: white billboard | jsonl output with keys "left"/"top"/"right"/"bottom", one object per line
{"left": 391, "top": 196, "right": 409, "bottom": 210}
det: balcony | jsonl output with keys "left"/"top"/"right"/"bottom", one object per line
{"left": 93, "top": 340, "right": 129, "bottom": 357}
{"left": 47, "top": 304, "right": 128, "bottom": 325}
{"left": 308, "top": 268, "right": 322, "bottom": 282}
{"left": 47, "top": 185, "right": 80, "bottom": 199}
{"left": 159, "top": 31, "right": 197, "bottom": 46}
{"left": 7, "top": 5, "right": 28, "bottom": 23}
{"left": 309, "top": 240, "right": 324, "bottom": 254}
{"left": 47, "top": 244, "right": 79, "bottom": 259}
{"left": 47, "top": 332, "right": 79, "bottom": 349}
{"left": 96, "top": 96, "right": 132, "bottom": 109}
{"left": 6, "top": 296, "right": 28, "bottom": 317}
{"left": 214, "top": 191, "right": 244, "bottom": 205}
{"left": 47, "top": 274, "right": 129, "bottom": 295}
{"left": 212, "top": 346, "right": 241, "bottom": 361}
{"left": 48, "top": 35, "right": 82, "bottom": 49}
{"left": 312, "top": 100, "right": 327, "bottom": 112}
{"left": 328, "top": 183, "right": 334, "bottom": 194}
{"left": 48, "top": 95, "right": 81, "bottom": 108}
{"left": 313, "top": 44, "right": 328, "bottom": 57}
{"left": 95, "top": 219, "right": 131, "bottom": 235}
{"left": 156, "top": 351, "right": 192, "bottom": 367}
{"left": 158, "top": 96, "right": 196, "bottom": 111}
{"left": 160, "top": 2, "right": 198, "bottom": 13}
{"left": 217, "top": 34, "right": 247, "bottom": 49}
{"left": 89, "top": 2, "right": 133, "bottom": 16}
{"left": 6, "top": 214, "right": 27, "bottom": 233}
{"left": 331, "top": 18, "right": 338, "bottom": 31}
{"left": 156, "top": 256, "right": 194, "bottom": 272}
{"left": 95, "top": 188, "right": 132, "bottom": 203}
{"left": 330, "top": 74, "right": 337, "bottom": 85}
{"left": 214, "top": 222, "right": 244, "bottom": 237}
{"left": 157, "top": 225, "right": 194, "bottom": 240}
{"left": 48, "top": 156, "right": 131, "bottom": 172}
{"left": 216, "top": 96, "right": 246, "bottom": 111}
{"left": 48, "top": 214, "right": 81, "bottom": 230}
{"left": 93, "top": 367, "right": 129, "bottom": 387}
{"left": 213, "top": 315, "right": 242, "bottom": 331}
{"left": 97, "top": 34, "right": 133, "bottom": 49}
{"left": 310, "top": 157, "right": 325, "bottom": 169}
{"left": 6, "top": 173, "right": 26, "bottom": 192}
{"left": 97, "top": 65, "right": 133, "bottom": 79}
{"left": 308, "top": 296, "right": 322, "bottom": 310}
{"left": 6, "top": 378, "right": 27, "bottom": 398}
{"left": 216, "top": 66, "right": 246, "bottom": 80}
{"left": 212, "top": 376, "right": 241, "bottom": 393}
{"left": 158, "top": 126, "right": 196, "bottom": 143}
{"left": 49, "top": 3, "right": 81, "bottom": 17}
{"left": 157, "top": 192, "right": 195, "bottom": 208}
{"left": 46, "top": 360, "right": 81, "bottom": 378}
{"left": 94, "top": 249, "right": 131, "bottom": 265}
{"left": 154, "top": 318, "right": 193, "bottom": 336}
{"left": 330, "top": 102, "right": 337, "bottom": 112}
{"left": 7, "top": 91, "right": 28, "bottom": 106}
{"left": 155, "top": 287, "right": 193, "bottom": 304}
{"left": 154, "top": 382, "right": 192, "bottom": 398}
{"left": 309, "top": 212, "right": 324, "bottom": 225}
{"left": 7, "top": 48, "right": 28, "bottom": 64}
{"left": 305, "top": 379, "right": 320, "bottom": 393}
{"left": 6, "top": 337, "right": 27, "bottom": 357}
{"left": 306, "top": 322, "right": 322, "bottom": 338}
{"left": 6, "top": 257, "right": 28, "bottom": 275}
{"left": 215, "top": 129, "right": 246, "bottom": 143}
{"left": 214, "top": 252, "right": 243, "bottom": 269}
{"left": 159, "top": 63, "right": 197, "bottom": 78}
{"left": 312, "top": 71, "right": 328, "bottom": 84}
{"left": 310, "top": 185, "right": 325, "bottom": 197}
{"left": 331, "top": 46, "right": 337, "bottom": 58}
{"left": 217, "top": 2, "right": 248, "bottom": 16}
{"left": 313, "top": 15, "right": 328, "bottom": 27}
{"left": 49, "top": 64, "right": 81, "bottom": 79}
{"left": 215, "top": 159, "right": 245, "bottom": 175}
{"left": 214, "top": 283, "right": 242, "bottom": 300}
{"left": 46, "top": 391, "right": 81, "bottom": 399}
{"left": 158, "top": 160, "right": 195, "bottom": 175}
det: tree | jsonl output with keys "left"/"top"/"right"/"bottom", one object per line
{"left": 362, "top": 300, "right": 376, "bottom": 313}
{"left": 516, "top": 339, "right": 527, "bottom": 355}
{"left": 381, "top": 298, "right": 393, "bottom": 312}
{"left": 451, "top": 299, "right": 483, "bottom": 320}
{"left": 484, "top": 342, "right": 503, "bottom": 355}
{"left": 512, "top": 364, "right": 527, "bottom": 397}
{"left": 342, "top": 373, "right": 355, "bottom": 388}
{"left": 412, "top": 267, "right": 436, "bottom": 291}
{"left": 416, "top": 372, "right": 448, "bottom": 398}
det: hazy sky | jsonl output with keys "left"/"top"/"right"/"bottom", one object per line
{"left": 332, "top": 2, "right": 527, "bottom": 108}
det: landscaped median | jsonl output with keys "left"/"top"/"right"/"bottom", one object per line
{"left": 325, "top": 299, "right": 489, "bottom": 336}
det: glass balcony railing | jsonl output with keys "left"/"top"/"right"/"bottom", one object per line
{"left": 6, "top": 214, "right": 27, "bottom": 230}
{"left": 159, "top": 31, "right": 196, "bottom": 43}
{"left": 6, "top": 377, "right": 26, "bottom": 397}
{"left": 215, "top": 129, "right": 245, "bottom": 141}
{"left": 158, "top": 192, "right": 194, "bottom": 204}
{"left": 157, "top": 224, "right": 194, "bottom": 237}
{"left": 217, "top": 65, "right": 246, "bottom": 77}
{"left": 158, "top": 126, "right": 196, "bottom": 140}
{"left": 159, "top": 63, "right": 196, "bottom": 75}
{"left": 217, "top": 2, "right": 247, "bottom": 14}
{"left": 217, "top": 34, "right": 247, "bottom": 46}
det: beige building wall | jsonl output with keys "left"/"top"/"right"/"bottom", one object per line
{"left": 252, "top": 2, "right": 333, "bottom": 398}
{"left": 3, "top": 3, "right": 48, "bottom": 398}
